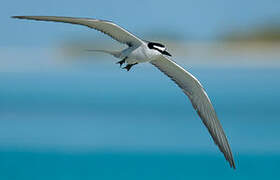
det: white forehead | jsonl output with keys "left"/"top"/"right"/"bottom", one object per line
{"left": 153, "top": 45, "right": 166, "bottom": 51}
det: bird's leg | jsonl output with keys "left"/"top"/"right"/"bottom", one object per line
{"left": 123, "top": 63, "right": 138, "bottom": 71}
{"left": 116, "top": 57, "right": 127, "bottom": 67}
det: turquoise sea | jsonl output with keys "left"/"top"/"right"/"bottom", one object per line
{"left": 2, "top": 0, "right": 280, "bottom": 178}
{"left": 0, "top": 151, "right": 279, "bottom": 180}
{"left": 0, "top": 63, "right": 279, "bottom": 179}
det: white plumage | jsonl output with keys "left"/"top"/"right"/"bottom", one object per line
{"left": 12, "top": 16, "right": 235, "bottom": 169}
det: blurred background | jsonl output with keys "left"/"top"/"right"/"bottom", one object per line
{"left": 1, "top": 0, "right": 280, "bottom": 179}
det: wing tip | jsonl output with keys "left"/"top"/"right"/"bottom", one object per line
{"left": 224, "top": 150, "right": 236, "bottom": 169}
{"left": 11, "top": 16, "right": 22, "bottom": 19}
{"left": 12, "top": 16, "right": 33, "bottom": 20}
{"left": 12, "top": 16, "right": 36, "bottom": 20}
{"left": 229, "top": 158, "right": 236, "bottom": 170}
{"left": 222, "top": 144, "right": 236, "bottom": 169}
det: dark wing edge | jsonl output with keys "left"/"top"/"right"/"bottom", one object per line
{"left": 150, "top": 56, "right": 236, "bottom": 169}
{"left": 11, "top": 16, "right": 143, "bottom": 47}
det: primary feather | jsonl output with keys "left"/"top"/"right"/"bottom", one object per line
{"left": 151, "top": 55, "right": 235, "bottom": 169}
{"left": 12, "top": 16, "right": 144, "bottom": 47}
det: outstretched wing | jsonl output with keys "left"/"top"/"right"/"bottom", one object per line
{"left": 12, "top": 16, "right": 144, "bottom": 47}
{"left": 151, "top": 55, "right": 235, "bottom": 169}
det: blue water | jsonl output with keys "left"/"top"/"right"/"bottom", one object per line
{"left": 0, "top": 150, "right": 279, "bottom": 180}
{"left": 0, "top": 65, "right": 280, "bottom": 179}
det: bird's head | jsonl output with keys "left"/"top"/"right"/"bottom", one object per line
{"left": 147, "top": 42, "right": 171, "bottom": 56}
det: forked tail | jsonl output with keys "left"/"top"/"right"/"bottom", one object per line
{"left": 86, "top": 49, "right": 121, "bottom": 58}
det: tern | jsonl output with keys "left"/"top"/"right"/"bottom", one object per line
{"left": 12, "top": 16, "right": 235, "bottom": 169}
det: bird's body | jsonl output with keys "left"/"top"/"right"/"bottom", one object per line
{"left": 12, "top": 16, "right": 235, "bottom": 169}
{"left": 119, "top": 43, "right": 162, "bottom": 64}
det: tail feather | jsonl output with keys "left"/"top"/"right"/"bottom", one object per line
{"left": 86, "top": 49, "right": 121, "bottom": 58}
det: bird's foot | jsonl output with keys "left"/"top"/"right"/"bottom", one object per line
{"left": 123, "top": 63, "right": 138, "bottom": 71}
{"left": 116, "top": 57, "right": 127, "bottom": 67}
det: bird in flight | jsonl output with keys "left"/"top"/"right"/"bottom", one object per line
{"left": 12, "top": 16, "right": 235, "bottom": 169}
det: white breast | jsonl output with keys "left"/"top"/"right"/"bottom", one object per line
{"left": 130, "top": 45, "right": 160, "bottom": 62}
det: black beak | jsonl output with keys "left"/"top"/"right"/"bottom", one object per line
{"left": 162, "top": 50, "right": 172, "bottom": 56}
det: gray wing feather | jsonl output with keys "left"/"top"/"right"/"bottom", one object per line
{"left": 12, "top": 16, "right": 144, "bottom": 47}
{"left": 151, "top": 56, "right": 235, "bottom": 169}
